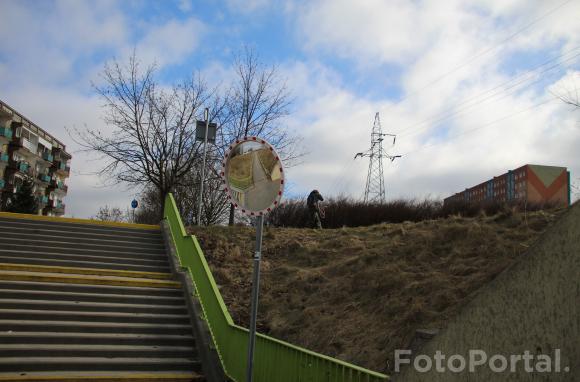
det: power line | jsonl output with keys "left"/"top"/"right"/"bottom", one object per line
{"left": 329, "top": 157, "right": 357, "bottom": 195}
{"left": 399, "top": 98, "right": 556, "bottom": 157}
{"left": 396, "top": 48, "right": 580, "bottom": 138}
{"left": 379, "top": 0, "right": 574, "bottom": 114}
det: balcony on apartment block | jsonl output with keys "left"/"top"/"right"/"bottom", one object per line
{"left": 53, "top": 161, "right": 71, "bottom": 176}
{"left": 13, "top": 161, "right": 33, "bottom": 176}
{"left": 37, "top": 173, "right": 51, "bottom": 184}
{"left": 14, "top": 137, "right": 38, "bottom": 154}
{"left": 0, "top": 127, "right": 12, "bottom": 140}
{"left": 49, "top": 179, "right": 68, "bottom": 193}
{"left": 39, "top": 151, "right": 54, "bottom": 163}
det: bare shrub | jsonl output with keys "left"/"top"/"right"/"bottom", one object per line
{"left": 268, "top": 197, "right": 561, "bottom": 228}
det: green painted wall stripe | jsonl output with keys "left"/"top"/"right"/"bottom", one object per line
{"left": 164, "top": 194, "right": 388, "bottom": 382}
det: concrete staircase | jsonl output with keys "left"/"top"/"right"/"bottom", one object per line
{"left": 0, "top": 215, "right": 205, "bottom": 381}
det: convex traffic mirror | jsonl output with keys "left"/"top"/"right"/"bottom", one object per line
{"left": 222, "top": 137, "right": 284, "bottom": 215}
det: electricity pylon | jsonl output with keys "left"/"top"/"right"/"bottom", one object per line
{"left": 355, "top": 112, "right": 401, "bottom": 203}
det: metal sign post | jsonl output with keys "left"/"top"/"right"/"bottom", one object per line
{"left": 220, "top": 137, "right": 285, "bottom": 382}
{"left": 246, "top": 214, "right": 263, "bottom": 382}
{"left": 195, "top": 110, "right": 219, "bottom": 226}
{"left": 131, "top": 199, "right": 138, "bottom": 223}
{"left": 197, "top": 108, "right": 210, "bottom": 226}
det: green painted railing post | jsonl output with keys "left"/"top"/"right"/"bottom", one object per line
{"left": 164, "top": 193, "right": 388, "bottom": 382}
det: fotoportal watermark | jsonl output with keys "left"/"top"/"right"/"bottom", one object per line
{"left": 395, "top": 349, "right": 571, "bottom": 374}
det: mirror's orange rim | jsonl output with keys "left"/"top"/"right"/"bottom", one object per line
{"left": 221, "top": 136, "right": 285, "bottom": 216}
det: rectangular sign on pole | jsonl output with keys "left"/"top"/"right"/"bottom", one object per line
{"left": 196, "top": 120, "right": 217, "bottom": 143}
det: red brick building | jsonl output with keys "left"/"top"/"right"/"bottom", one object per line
{"left": 444, "top": 164, "right": 571, "bottom": 207}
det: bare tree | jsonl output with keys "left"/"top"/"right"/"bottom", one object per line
{"left": 219, "top": 47, "right": 302, "bottom": 224}
{"left": 79, "top": 50, "right": 301, "bottom": 226}
{"left": 171, "top": 162, "right": 230, "bottom": 225}
{"left": 76, "top": 53, "right": 213, "bottom": 220}
{"left": 554, "top": 87, "right": 580, "bottom": 108}
{"left": 552, "top": 73, "right": 580, "bottom": 109}
{"left": 133, "top": 157, "right": 230, "bottom": 226}
{"left": 94, "top": 205, "right": 126, "bottom": 222}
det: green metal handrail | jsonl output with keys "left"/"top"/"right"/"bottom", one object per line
{"left": 164, "top": 194, "right": 388, "bottom": 382}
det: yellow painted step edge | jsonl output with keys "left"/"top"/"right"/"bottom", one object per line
{"left": 0, "top": 212, "right": 160, "bottom": 231}
{"left": 0, "top": 372, "right": 202, "bottom": 381}
{"left": 0, "top": 271, "right": 181, "bottom": 289}
{"left": 0, "top": 263, "right": 173, "bottom": 280}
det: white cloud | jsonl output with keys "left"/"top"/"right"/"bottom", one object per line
{"left": 134, "top": 18, "right": 205, "bottom": 67}
{"left": 278, "top": 0, "right": 580, "bottom": 204}
{"left": 0, "top": 0, "right": 128, "bottom": 89}
{"left": 0, "top": 1, "right": 207, "bottom": 217}
{"left": 0, "top": 0, "right": 578, "bottom": 219}
{"left": 282, "top": 61, "right": 579, "bottom": 203}
{"left": 294, "top": 0, "right": 433, "bottom": 65}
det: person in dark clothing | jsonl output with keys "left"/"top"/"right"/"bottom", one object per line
{"left": 307, "top": 189, "right": 324, "bottom": 229}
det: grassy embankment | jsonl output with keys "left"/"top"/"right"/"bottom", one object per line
{"left": 189, "top": 206, "right": 565, "bottom": 373}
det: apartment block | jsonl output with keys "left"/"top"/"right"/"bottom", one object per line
{"left": 444, "top": 164, "right": 571, "bottom": 207}
{"left": 0, "top": 100, "right": 71, "bottom": 216}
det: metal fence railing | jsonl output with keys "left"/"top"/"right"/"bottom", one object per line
{"left": 164, "top": 193, "right": 389, "bottom": 382}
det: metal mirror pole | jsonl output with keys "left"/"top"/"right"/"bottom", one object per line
{"left": 197, "top": 108, "right": 209, "bottom": 226}
{"left": 246, "top": 214, "right": 264, "bottom": 382}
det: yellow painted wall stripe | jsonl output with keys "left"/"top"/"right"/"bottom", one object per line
{"left": 0, "top": 263, "right": 173, "bottom": 280}
{"left": 0, "top": 372, "right": 202, "bottom": 381}
{"left": 0, "top": 271, "right": 181, "bottom": 289}
{"left": 0, "top": 212, "right": 160, "bottom": 230}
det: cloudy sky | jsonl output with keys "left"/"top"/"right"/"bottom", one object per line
{"left": 1, "top": 0, "right": 579, "bottom": 218}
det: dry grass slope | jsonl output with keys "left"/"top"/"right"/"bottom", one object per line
{"left": 188, "top": 207, "right": 565, "bottom": 374}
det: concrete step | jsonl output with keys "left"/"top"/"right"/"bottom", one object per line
{"left": 0, "top": 270, "right": 181, "bottom": 289}
{"left": 0, "top": 215, "right": 205, "bottom": 381}
{"left": 0, "top": 263, "right": 172, "bottom": 280}
{"left": 0, "top": 244, "right": 168, "bottom": 260}
{"left": 0, "top": 357, "right": 200, "bottom": 373}
{"left": 0, "top": 299, "right": 187, "bottom": 315}
{"left": 2, "top": 231, "right": 165, "bottom": 250}
{"left": 0, "top": 217, "right": 161, "bottom": 237}
{"left": 0, "top": 237, "right": 165, "bottom": 254}
{"left": 0, "top": 344, "right": 196, "bottom": 359}
{"left": 0, "top": 288, "right": 184, "bottom": 305}
{"left": 0, "top": 248, "right": 170, "bottom": 266}
{"left": 0, "top": 280, "right": 184, "bottom": 297}
{"left": 0, "top": 254, "right": 171, "bottom": 273}
{"left": 0, "top": 371, "right": 204, "bottom": 381}
{"left": 0, "top": 224, "right": 164, "bottom": 245}
{"left": 0, "top": 309, "right": 191, "bottom": 324}
{"left": 0, "top": 332, "right": 195, "bottom": 347}
{"left": 0, "top": 320, "right": 193, "bottom": 335}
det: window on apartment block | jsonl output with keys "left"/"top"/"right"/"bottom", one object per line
{"left": 19, "top": 127, "right": 30, "bottom": 140}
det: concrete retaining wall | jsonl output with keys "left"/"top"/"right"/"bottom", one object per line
{"left": 396, "top": 203, "right": 580, "bottom": 381}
